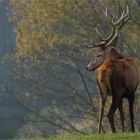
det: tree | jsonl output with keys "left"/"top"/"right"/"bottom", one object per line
{"left": 7, "top": 0, "right": 140, "bottom": 137}
{"left": 9, "top": 0, "right": 140, "bottom": 61}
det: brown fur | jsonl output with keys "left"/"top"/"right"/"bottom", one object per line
{"left": 86, "top": 6, "right": 136, "bottom": 133}
{"left": 88, "top": 48, "right": 139, "bottom": 133}
{"left": 96, "top": 57, "right": 138, "bottom": 96}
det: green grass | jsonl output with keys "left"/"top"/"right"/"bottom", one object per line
{"left": 42, "top": 133, "right": 140, "bottom": 140}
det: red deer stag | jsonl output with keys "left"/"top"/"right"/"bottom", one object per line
{"left": 86, "top": 6, "right": 139, "bottom": 133}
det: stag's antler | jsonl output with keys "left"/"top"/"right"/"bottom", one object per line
{"left": 86, "top": 5, "right": 130, "bottom": 48}
{"left": 105, "top": 5, "right": 130, "bottom": 47}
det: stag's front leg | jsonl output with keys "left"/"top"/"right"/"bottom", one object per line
{"left": 97, "top": 86, "right": 107, "bottom": 134}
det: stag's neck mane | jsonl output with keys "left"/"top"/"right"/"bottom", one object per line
{"left": 107, "top": 48, "right": 124, "bottom": 59}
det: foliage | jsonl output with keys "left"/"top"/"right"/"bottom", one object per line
{"left": 9, "top": 0, "right": 140, "bottom": 64}
{"left": 7, "top": 0, "right": 140, "bottom": 137}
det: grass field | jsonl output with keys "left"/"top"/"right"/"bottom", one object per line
{"left": 42, "top": 133, "right": 140, "bottom": 140}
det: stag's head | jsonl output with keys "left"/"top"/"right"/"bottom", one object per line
{"left": 86, "top": 6, "right": 130, "bottom": 71}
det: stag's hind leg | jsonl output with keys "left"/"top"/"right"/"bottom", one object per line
{"left": 108, "top": 96, "right": 121, "bottom": 133}
{"left": 118, "top": 100, "right": 124, "bottom": 132}
{"left": 128, "top": 94, "right": 135, "bottom": 132}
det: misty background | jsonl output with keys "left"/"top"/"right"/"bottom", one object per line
{"left": 0, "top": 0, "right": 139, "bottom": 139}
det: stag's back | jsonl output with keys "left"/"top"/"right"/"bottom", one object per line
{"left": 96, "top": 53, "right": 139, "bottom": 96}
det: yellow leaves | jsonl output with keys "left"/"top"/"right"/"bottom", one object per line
{"left": 10, "top": 0, "right": 17, "bottom": 5}
{"left": 10, "top": 0, "right": 140, "bottom": 65}
{"left": 10, "top": 0, "right": 79, "bottom": 61}
{"left": 16, "top": 31, "right": 45, "bottom": 60}
{"left": 124, "top": 24, "right": 139, "bottom": 45}
{"left": 47, "top": 34, "right": 75, "bottom": 47}
{"left": 56, "top": 0, "right": 66, "bottom": 8}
